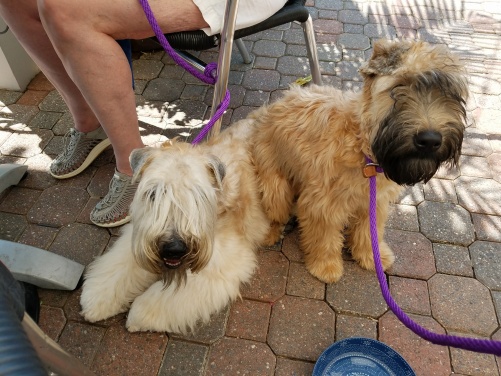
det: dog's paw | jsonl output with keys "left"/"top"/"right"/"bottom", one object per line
{"left": 263, "top": 222, "right": 285, "bottom": 246}
{"left": 355, "top": 242, "right": 395, "bottom": 271}
{"left": 80, "top": 305, "right": 123, "bottom": 323}
{"left": 126, "top": 304, "right": 190, "bottom": 334}
{"left": 378, "top": 242, "right": 395, "bottom": 270}
{"left": 125, "top": 321, "right": 142, "bottom": 333}
{"left": 305, "top": 259, "right": 344, "bottom": 284}
{"left": 80, "top": 290, "right": 129, "bottom": 323}
{"left": 80, "top": 311, "right": 106, "bottom": 323}
{"left": 126, "top": 309, "right": 153, "bottom": 333}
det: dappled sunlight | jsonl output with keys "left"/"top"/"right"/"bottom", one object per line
{"left": 425, "top": 178, "right": 458, "bottom": 203}
{"left": 317, "top": 43, "right": 342, "bottom": 62}
{"left": 448, "top": 207, "right": 470, "bottom": 234}
{"left": 458, "top": 154, "right": 491, "bottom": 178}
{"left": 398, "top": 183, "right": 425, "bottom": 205}
{"left": 455, "top": 176, "right": 501, "bottom": 216}
{"left": 0, "top": 104, "right": 52, "bottom": 163}
{"left": 343, "top": 80, "right": 363, "bottom": 92}
{"left": 136, "top": 100, "right": 207, "bottom": 127}
{"left": 434, "top": 163, "right": 460, "bottom": 180}
{"left": 136, "top": 99, "right": 210, "bottom": 143}
{"left": 472, "top": 213, "right": 501, "bottom": 242}
{"left": 0, "top": 107, "right": 15, "bottom": 130}
{"left": 354, "top": 0, "right": 501, "bottom": 99}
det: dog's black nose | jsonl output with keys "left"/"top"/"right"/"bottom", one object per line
{"left": 161, "top": 238, "right": 187, "bottom": 256}
{"left": 160, "top": 238, "right": 188, "bottom": 269}
{"left": 414, "top": 131, "right": 442, "bottom": 152}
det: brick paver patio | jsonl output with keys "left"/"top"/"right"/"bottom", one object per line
{"left": 1, "top": 0, "right": 501, "bottom": 375}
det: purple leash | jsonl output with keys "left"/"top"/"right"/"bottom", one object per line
{"left": 366, "top": 156, "right": 501, "bottom": 356}
{"left": 138, "top": 0, "right": 230, "bottom": 144}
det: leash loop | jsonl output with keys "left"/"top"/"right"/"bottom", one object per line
{"left": 366, "top": 156, "right": 501, "bottom": 356}
{"left": 204, "top": 62, "right": 218, "bottom": 81}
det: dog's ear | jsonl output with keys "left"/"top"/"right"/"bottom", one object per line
{"left": 130, "top": 147, "right": 155, "bottom": 182}
{"left": 160, "top": 137, "right": 179, "bottom": 149}
{"left": 207, "top": 155, "right": 225, "bottom": 190}
{"left": 359, "top": 39, "right": 411, "bottom": 77}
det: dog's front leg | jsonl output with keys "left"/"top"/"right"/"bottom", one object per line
{"left": 254, "top": 156, "right": 294, "bottom": 245}
{"left": 346, "top": 203, "right": 395, "bottom": 272}
{"left": 80, "top": 224, "right": 159, "bottom": 322}
{"left": 126, "top": 269, "right": 238, "bottom": 334}
{"left": 297, "top": 195, "right": 346, "bottom": 283}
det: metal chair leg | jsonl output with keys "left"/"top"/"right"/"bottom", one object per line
{"left": 22, "top": 314, "right": 95, "bottom": 375}
{"left": 235, "top": 39, "right": 252, "bottom": 64}
{"left": 301, "top": 15, "right": 322, "bottom": 85}
{"left": 209, "top": 0, "right": 240, "bottom": 138}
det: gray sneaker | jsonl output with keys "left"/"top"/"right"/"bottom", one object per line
{"left": 50, "top": 127, "right": 111, "bottom": 179}
{"left": 90, "top": 170, "right": 138, "bottom": 227}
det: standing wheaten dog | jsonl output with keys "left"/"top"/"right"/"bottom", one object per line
{"left": 80, "top": 121, "right": 271, "bottom": 333}
{"left": 250, "top": 39, "right": 468, "bottom": 283}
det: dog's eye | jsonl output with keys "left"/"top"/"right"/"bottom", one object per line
{"left": 389, "top": 84, "right": 405, "bottom": 101}
{"left": 145, "top": 190, "right": 156, "bottom": 201}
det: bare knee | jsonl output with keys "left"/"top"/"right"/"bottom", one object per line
{"left": 0, "top": 0, "right": 16, "bottom": 12}
{"left": 37, "top": 0, "right": 77, "bottom": 42}
{"left": 0, "top": 0, "right": 40, "bottom": 23}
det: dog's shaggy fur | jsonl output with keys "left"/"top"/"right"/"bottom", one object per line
{"left": 80, "top": 121, "right": 270, "bottom": 333}
{"left": 250, "top": 39, "right": 468, "bottom": 283}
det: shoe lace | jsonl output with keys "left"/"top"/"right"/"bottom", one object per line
{"left": 98, "top": 175, "right": 128, "bottom": 208}
{"left": 60, "top": 129, "right": 80, "bottom": 159}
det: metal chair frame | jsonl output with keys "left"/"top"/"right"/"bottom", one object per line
{"left": 161, "top": 0, "right": 322, "bottom": 137}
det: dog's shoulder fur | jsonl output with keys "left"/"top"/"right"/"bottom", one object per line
{"left": 248, "top": 84, "right": 374, "bottom": 184}
{"left": 205, "top": 119, "right": 271, "bottom": 243}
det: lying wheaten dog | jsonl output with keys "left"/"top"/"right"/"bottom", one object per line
{"left": 250, "top": 39, "right": 468, "bottom": 283}
{"left": 80, "top": 121, "right": 271, "bottom": 333}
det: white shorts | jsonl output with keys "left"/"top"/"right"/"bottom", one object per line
{"left": 193, "top": 0, "right": 288, "bottom": 36}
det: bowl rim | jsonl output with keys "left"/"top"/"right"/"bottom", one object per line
{"left": 313, "top": 337, "right": 415, "bottom": 376}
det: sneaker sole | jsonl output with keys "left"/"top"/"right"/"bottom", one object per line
{"left": 51, "top": 138, "right": 112, "bottom": 179}
{"left": 91, "top": 215, "right": 131, "bottom": 228}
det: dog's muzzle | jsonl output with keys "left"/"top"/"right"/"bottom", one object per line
{"left": 159, "top": 237, "right": 188, "bottom": 269}
{"left": 372, "top": 122, "right": 462, "bottom": 185}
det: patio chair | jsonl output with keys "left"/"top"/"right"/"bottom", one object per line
{"left": 133, "top": 0, "right": 322, "bottom": 136}
{"left": 0, "top": 261, "right": 93, "bottom": 375}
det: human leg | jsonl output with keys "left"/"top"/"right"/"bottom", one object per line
{"left": 0, "top": 0, "right": 100, "bottom": 132}
{"left": 0, "top": 0, "right": 113, "bottom": 182}
{"left": 33, "top": 0, "right": 211, "bottom": 226}
{"left": 36, "top": 0, "right": 209, "bottom": 176}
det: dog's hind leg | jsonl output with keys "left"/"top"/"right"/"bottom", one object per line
{"left": 346, "top": 204, "right": 395, "bottom": 272}
{"left": 80, "top": 224, "right": 159, "bottom": 323}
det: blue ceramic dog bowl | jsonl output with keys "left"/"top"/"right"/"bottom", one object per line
{"left": 313, "top": 337, "right": 415, "bottom": 376}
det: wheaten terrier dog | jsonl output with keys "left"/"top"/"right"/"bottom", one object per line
{"left": 250, "top": 39, "right": 468, "bottom": 283}
{"left": 80, "top": 121, "right": 270, "bottom": 333}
